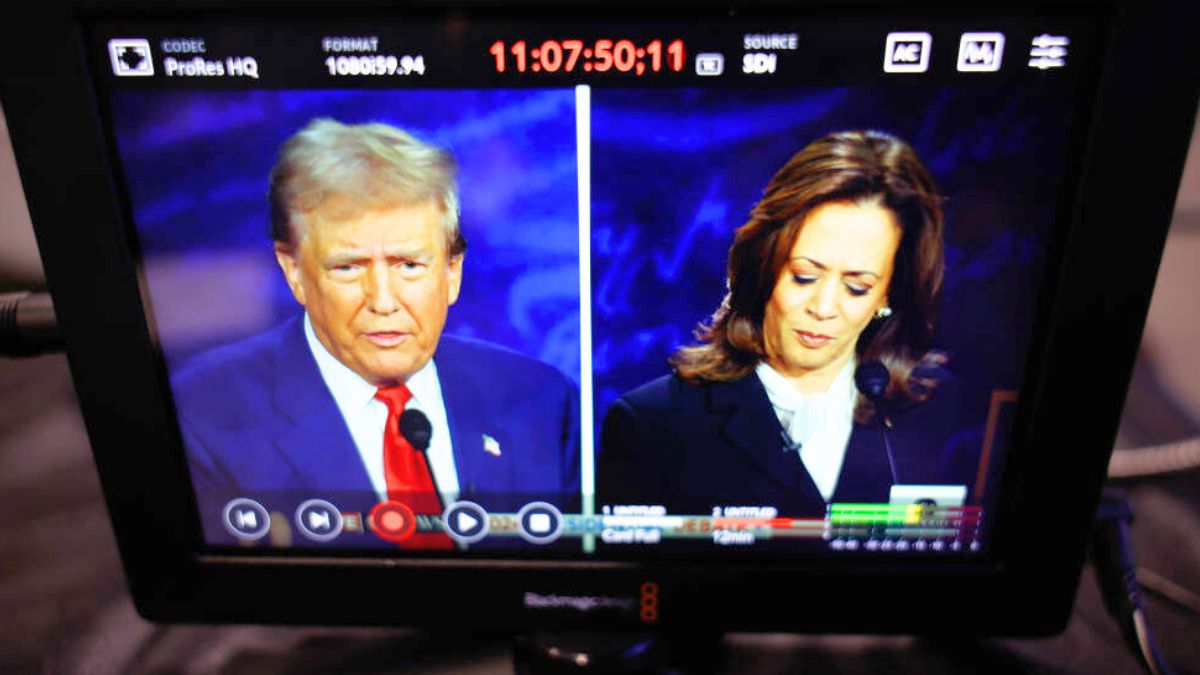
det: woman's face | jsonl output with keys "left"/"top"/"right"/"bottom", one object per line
{"left": 762, "top": 200, "right": 901, "bottom": 394}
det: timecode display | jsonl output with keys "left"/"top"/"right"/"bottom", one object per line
{"left": 489, "top": 39, "right": 685, "bottom": 75}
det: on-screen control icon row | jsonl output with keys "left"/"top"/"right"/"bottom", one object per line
{"left": 220, "top": 497, "right": 563, "bottom": 545}
{"left": 885, "top": 32, "right": 1068, "bottom": 74}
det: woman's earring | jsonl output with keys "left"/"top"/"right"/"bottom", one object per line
{"left": 875, "top": 306, "right": 893, "bottom": 319}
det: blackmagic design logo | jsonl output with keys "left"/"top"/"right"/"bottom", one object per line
{"left": 523, "top": 592, "right": 637, "bottom": 613}
{"left": 523, "top": 582, "right": 661, "bottom": 624}
{"left": 639, "top": 582, "right": 659, "bottom": 624}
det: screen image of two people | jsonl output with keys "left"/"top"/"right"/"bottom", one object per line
{"left": 173, "top": 118, "right": 965, "bottom": 542}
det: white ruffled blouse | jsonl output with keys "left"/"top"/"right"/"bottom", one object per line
{"left": 754, "top": 358, "right": 857, "bottom": 501}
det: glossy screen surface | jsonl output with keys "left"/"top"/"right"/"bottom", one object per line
{"left": 87, "top": 10, "right": 1100, "bottom": 559}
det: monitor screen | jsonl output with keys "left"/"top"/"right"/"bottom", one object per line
{"left": 83, "top": 9, "right": 1099, "bottom": 564}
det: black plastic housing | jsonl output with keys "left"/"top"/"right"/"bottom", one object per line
{"left": 1, "top": 0, "right": 1197, "bottom": 634}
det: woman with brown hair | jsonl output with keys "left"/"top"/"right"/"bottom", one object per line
{"left": 598, "top": 130, "right": 955, "bottom": 517}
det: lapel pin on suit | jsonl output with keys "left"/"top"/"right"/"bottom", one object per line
{"left": 483, "top": 433, "right": 502, "bottom": 457}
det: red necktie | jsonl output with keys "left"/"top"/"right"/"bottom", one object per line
{"left": 374, "top": 385, "right": 453, "bottom": 549}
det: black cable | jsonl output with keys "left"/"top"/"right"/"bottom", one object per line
{"left": 0, "top": 291, "right": 64, "bottom": 357}
{"left": 1091, "top": 488, "right": 1177, "bottom": 675}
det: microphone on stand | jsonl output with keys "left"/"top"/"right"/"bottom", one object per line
{"left": 397, "top": 408, "right": 441, "bottom": 506}
{"left": 855, "top": 360, "right": 901, "bottom": 485}
{"left": 398, "top": 408, "right": 433, "bottom": 452}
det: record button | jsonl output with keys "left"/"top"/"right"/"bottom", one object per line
{"left": 369, "top": 501, "right": 417, "bottom": 543}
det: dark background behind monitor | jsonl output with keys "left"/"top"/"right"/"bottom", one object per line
{"left": 1, "top": 0, "right": 1198, "bottom": 657}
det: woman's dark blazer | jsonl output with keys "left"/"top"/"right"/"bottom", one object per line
{"left": 597, "top": 369, "right": 985, "bottom": 518}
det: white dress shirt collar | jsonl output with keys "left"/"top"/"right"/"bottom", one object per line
{"left": 755, "top": 358, "right": 857, "bottom": 502}
{"left": 305, "top": 316, "right": 378, "bottom": 413}
{"left": 303, "top": 314, "right": 459, "bottom": 503}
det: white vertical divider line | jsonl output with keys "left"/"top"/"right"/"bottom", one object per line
{"left": 576, "top": 84, "right": 596, "bottom": 553}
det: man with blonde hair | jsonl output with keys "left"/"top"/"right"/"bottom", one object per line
{"left": 174, "top": 118, "right": 580, "bottom": 549}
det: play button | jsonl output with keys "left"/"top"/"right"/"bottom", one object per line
{"left": 456, "top": 511, "right": 480, "bottom": 531}
{"left": 443, "top": 501, "right": 489, "bottom": 544}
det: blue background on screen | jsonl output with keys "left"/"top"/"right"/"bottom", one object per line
{"left": 589, "top": 84, "right": 1076, "bottom": 483}
{"left": 111, "top": 89, "right": 581, "bottom": 383}
{"left": 110, "top": 84, "right": 1077, "bottom": 493}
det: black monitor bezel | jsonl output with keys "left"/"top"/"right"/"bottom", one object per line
{"left": 2, "top": 0, "right": 1197, "bottom": 634}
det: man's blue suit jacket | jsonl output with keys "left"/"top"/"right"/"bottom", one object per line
{"left": 172, "top": 315, "right": 580, "bottom": 547}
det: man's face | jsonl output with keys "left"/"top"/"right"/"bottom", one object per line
{"left": 275, "top": 201, "right": 462, "bottom": 387}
